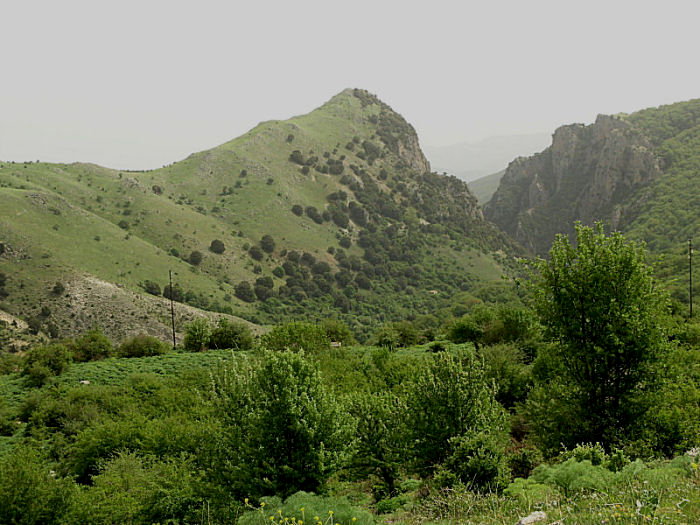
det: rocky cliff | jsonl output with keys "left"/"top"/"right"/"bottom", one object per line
{"left": 484, "top": 114, "right": 662, "bottom": 253}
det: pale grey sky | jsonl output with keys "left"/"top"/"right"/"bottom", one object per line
{"left": 2, "top": 0, "right": 698, "bottom": 170}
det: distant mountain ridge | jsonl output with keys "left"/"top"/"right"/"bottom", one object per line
{"left": 425, "top": 133, "right": 551, "bottom": 182}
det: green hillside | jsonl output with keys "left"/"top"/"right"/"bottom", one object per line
{"left": 0, "top": 89, "right": 515, "bottom": 341}
{"left": 467, "top": 169, "right": 505, "bottom": 204}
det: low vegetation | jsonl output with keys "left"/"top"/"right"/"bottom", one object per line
{"left": 0, "top": 225, "right": 697, "bottom": 524}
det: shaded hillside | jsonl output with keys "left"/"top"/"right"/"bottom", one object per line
{"left": 485, "top": 114, "right": 662, "bottom": 254}
{"left": 484, "top": 98, "right": 700, "bottom": 306}
{"left": 0, "top": 89, "right": 515, "bottom": 340}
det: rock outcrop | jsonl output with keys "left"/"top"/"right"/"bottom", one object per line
{"left": 485, "top": 114, "right": 662, "bottom": 254}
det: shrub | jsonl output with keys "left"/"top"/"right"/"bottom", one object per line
{"left": 479, "top": 343, "right": 532, "bottom": 409}
{"left": 319, "top": 319, "right": 356, "bottom": 345}
{"left": 235, "top": 281, "right": 256, "bottom": 303}
{"left": 260, "top": 235, "right": 275, "bottom": 253}
{"left": 440, "top": 431, "right": 510, "bottom": 492}
{"left": 530, "top": 458, "right": 615, "bottom": 498}
{"left": 140, "top": 280, "right": 161, "bottom": 296}
{"left": 289, "top": 150, "right": 305, "bottom": 165}
{"left": 248, "top": 246, "right": 264, "bottom": 261}
{"left": 118, "top": 334, "right": 169, "bottom": 358}
{"left": 163, "top": 283, "right": 184, "bottom": 302}
{"left": 183, "top": 319, "right": 211, "bottom": 352}
{"left": 305, "top": 206, "right": 323, "bottom": 224}
{"left": 188, "top": 250, "right": 203, "bottom": 265}
{"left": 65, "top": 452, "right": 205, "bottom": 525}
{"left": 254, "top": 284, "right": 274, "bottom": 301}
{"left": 239, "top": 492, "right": 374, "bottom": 525}
{"left": 210, "top": 352, "right": 354, "bottom": 499}
{"left": 262, "top": 322, "right": 330, "bottom": 353}
{"left": 406, "top": 351, "right": 509, "bottom": 475}
{"left": 209, "top": 319, "right": 253, "bottom": 350}
{"left": 311, "top": 261, "right": 331, "bottom": 275}
{"left": 448, "top": 316, "right": 484, "bottom": 347}
{"left": 291, "top": 204, "right": 303, "bottom": 216}
{"left": 373, "top": 325, "right": 399, "bottom": 351}
{"left": 0, "top": 447, "right": 75, "bottom": 524}
{"left": 347, "top": 391, "right": 407, "bottom": 498}
{"left": 390, "top": 321, "right": 420, "bottom": 347}
{"left": 300, "top": 252, "right": 316, "bottom": 266}
{"left": 21, "top": 343, "right": 72, "bottom": 386}
{"left": 69, "top": 329, "right": 113, "bottom": 362}
{"left": 209, "top": 239, "right": 225, "bottom": 254}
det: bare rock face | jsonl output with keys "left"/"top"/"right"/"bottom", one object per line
{"left": 351, "top": 88, "right": 431, "bottom": 174}
{"left": 485, "top": 114, "right": 661, "bottom": 254}
{"left": 396, "top": 130, "right": 431, "bottom": 173}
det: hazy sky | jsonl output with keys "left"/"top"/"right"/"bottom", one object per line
{"left": 2, "top": 0, "right": 699, "bottom": 170}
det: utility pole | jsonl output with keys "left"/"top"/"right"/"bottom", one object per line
{"left": 169, "top": 270, "right": 176, "bottom": 349}
{"left": 690, "top": 239, "right": 694, "bottom": 318}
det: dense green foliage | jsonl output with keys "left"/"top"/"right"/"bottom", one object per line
{"left": 0, "top": 306, "right": 697, "bottom": 523}
{"left": 209, "top": 351, "right": 353, "bottom": 499}
{"left": 261, "top": 322, "right": 331, "bottom": 353}
{"left": 527, "top": 224, "right": 670, "bottom": 453}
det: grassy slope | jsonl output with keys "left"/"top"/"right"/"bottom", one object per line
{"left": 0, "top": 90, "right": 510, "bottom": 340}
{"left": 467, "top": 169, "right": 504, "bottom": 204}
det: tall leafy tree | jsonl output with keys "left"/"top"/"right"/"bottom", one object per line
{"left": 527, "top": 223, "right": 669, "bottom": 452}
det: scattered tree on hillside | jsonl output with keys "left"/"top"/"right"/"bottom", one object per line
{"left": 140, "top": 280, "right": 161, "bottom": 296}
{"left": 209, "top": 239, "right": 225, "bottom": 254}
{"left": 188, "top": 251, "right": 203, "bottom": 266}
{"left": 260, "top": 235, "right": 276, "bottom": 253}
{"left": 183, "top": 319, "right": 211, "bottom": 352}
{"left": 234, "top": 281, "right": 256, "bottom": 303}
{"left": 248, "top": 246, "right": 264, "bottom": 261}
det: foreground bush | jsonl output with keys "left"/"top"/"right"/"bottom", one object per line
{"left": 209, "top": 350, "right": 354, "bottom": 499}
{"left": 406, "top": 350, "right": 509, "bottom": 491}
{"left": 64, "top": 452, "right": 205, "bottom": 525}
{"left": 0, "top": 447, "right": 75, "bottom": 524}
